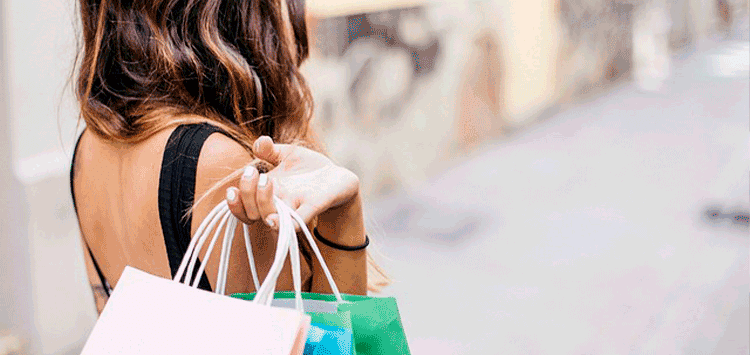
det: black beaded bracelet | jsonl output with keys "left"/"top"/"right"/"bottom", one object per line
{"left": 313, "top": 227, "right": 370, "bottom": 251}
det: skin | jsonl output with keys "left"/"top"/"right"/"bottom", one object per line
{"left": 74, "top": 123, "right": 367, "bottom": 314}
{"left": 225, "top": 135, "right": 368, "bottom": 295}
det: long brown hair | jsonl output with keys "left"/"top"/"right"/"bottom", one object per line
{"left": 75, "top": 0, "right": 389, "bottom": 291}
{"left": 76, "top": 0, "right": 315, "bottom": 148}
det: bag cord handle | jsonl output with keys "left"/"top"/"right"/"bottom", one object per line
{"left": 173, "top": 197, "right": 346, "bottom": 309}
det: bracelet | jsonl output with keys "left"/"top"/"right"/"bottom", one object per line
{"left": 313, "top": 227, "right": 369, "bottom": 251}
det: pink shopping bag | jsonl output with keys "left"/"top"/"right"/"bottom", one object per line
{"left": 81, "top": 266, "right": 310, "bottom": 355}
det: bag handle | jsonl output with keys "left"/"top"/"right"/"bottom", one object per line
{"left": 253, "top": 196, "right": 345, "bottom": 307}
{"left": 253, "top": 198, "right": 294, "bottom": 304}
{"left": 173, "top": 196, "right": 346, "bottom": 308}
{"left": 174, "top": 201, "right": 261, "bottom": 293}
{"left": 243, "top": 224, "right": 262, "bottom": 290}
{"left": 255, "top": 198, "right": 304, "bottom": 310}
{"left": 286, "top": 201, "right": 304, "bottom": 311}
{"left": 188, "top": 211, "right": 230, "bottom": 287}
{"left": 215, "top": 215, "right": 238, "bottom": 294}
{"left": 174, "top": 201, "right": 227, "bottom": 284}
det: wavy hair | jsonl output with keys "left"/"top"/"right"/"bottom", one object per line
{"left": 76, "top": 0, "right": 315, "bottom": 149}
{"left": 75, "top": 0, "right": 389, "bottom": 291}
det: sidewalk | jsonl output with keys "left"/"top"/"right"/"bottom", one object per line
{"left": 368, "top": 41, "right": 749, "bottom": 354}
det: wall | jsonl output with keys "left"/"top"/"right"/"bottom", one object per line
{"left": 302, "top": 0, "right": 569, "bottom": 198}
{"left": 1, "top": 0, "right": 97, "bottom": 354}
{"left": 0, "top": 4, "right": 35, "bottom": 354}
{"left": 307, "top": 0, "right": 428, "bottom": 18}
{"left": 303, "top": 0, "right": 739, "bottom": 200}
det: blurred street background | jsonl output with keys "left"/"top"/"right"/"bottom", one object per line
{"left": 369, "top": 41, "right": 749, "bottom": 353}
{"left": 1, "top": 0, "right": 748, "bottom": 354}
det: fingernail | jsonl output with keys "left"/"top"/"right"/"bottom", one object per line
{"left": 258, "top": 174, "right": 268, "bottom": 188}
{"left": 265, "top": 216, "right": 276, "bottom": 228}
{"left": 226, "top": 188, "right": 237, "bottom": 202}
{"left": 243, "top": 166, "right": 256, "bottom": 180}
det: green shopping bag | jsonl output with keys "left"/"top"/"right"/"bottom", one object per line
{"left": 232, "top": 292, "right": 409, "bottom": 355}
{"left": 237, "top": 198, "right": 411, "bottom": 354}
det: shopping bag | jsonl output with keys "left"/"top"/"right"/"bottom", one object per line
{"left": 251, "top": 198, "right": 356, "bottom": 355}
{"left": 233, "top": 197, "right": 411, "bottom": 355}
{"left": 80, "top": 267, "right": 310, "bottom": 354}
{"left": 81, "top": 200, "right": 312, "bottom": 354}
{"left": 302, "top": 293, "right": 408, "bottom": 355}
{"left": 245, "top": 292, "right": 357, "bottom": 355}
{"left": 245, "top": 294, "right": 358, "bottom": 355}
{"left": 234, "top": 292, "right": 408, "bottom": 355}
{"left": 305, "top": 323, "right": 354, "bottom": 355}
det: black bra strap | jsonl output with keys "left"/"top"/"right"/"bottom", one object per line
{"left": 70, "top": 131, "right": 112, "bottom": 297}
{"left": 159, "top": 123, "right": 229, "bottom": 292}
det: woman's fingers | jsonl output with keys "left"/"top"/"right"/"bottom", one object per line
{"left": 252, "top": 136, "right": 279, "bottom": 164}
{"left": 253, "top": 136, "right": 294, "bottom": 166}
{"left": 238, "top": 166, "right": 261, "bottom": 220}
{"left": 255, "top": 174, "right": 278, "bottom": 228}
{"left": 225, "top": 187, "right": 253, "bottom": 224}
{"left": 255, "top": 175, "right": 304, "bottom": 231}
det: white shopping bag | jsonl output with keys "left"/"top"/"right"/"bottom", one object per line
{"left": 81, "top": 199, "right": 312, "bottom": 355}
{"left": 80, "top": 266, "right": 310, "bottom": 355}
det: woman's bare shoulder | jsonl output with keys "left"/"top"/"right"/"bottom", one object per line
{"left": 192, "top": 132, "right": 255, "bottom": 219}
{"left": 197, "top": 133, "right": 254, "bottom": 184}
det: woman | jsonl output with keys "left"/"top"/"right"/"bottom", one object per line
{"left": 70, "top": 0, "right": 384, "bottom": 313}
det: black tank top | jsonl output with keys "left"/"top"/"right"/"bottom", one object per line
{"left": 70, "top": 123, "right": 225, "bottom": 295}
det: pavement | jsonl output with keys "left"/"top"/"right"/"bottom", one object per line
{"left": 367, "top": 40, "right": 749, "bottom": 354}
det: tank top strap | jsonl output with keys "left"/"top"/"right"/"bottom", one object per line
{"left": 159, "top": 123, "right": 231, "bottom": 292}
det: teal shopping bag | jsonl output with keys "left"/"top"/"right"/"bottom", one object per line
{"left": 305, "top": 323, "right": 353, "bottom": 355}
{"left": 234, "top": 293, "right": 358, "bottom": 355}
{"left": 233, "top": 292, "right": 410, "bottom": 355}
{"left": 309, "top": 310, "right": 357, "bottom": 355}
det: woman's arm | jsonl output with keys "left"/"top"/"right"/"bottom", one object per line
{"left": 311, "top": 194, "right": 367, "bottom": 295}
{"left": 225, "top": 136, "right": 368, "bottom": 295}
{"left": 192, "top": 133, "right": 279, "bottom": 296}
{"left": 194, "top": 133, "right": 368, "bottom": 295}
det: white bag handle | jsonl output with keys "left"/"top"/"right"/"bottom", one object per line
{"left": 174, "top": 202, "right": 228, "bottom": 283}
{"left": 216, "top": 216, "right": 238, "bottom": 294}
{"left": 243, "top": 224, "right": 261, "bottom": 290}
{"left": 253, "top": 198, "right": 303, "bottom": 308}
{"left": 173, "top": 201, "right": 260, "bottom": 293}
{"left": 284, "top": 200, "right": 304, "bottom": 311}
{"left": 173, "top": 194, "right": 346, "bottom": 310}
{"left": 252, "top": 196, "right": 345, "bottom": 309}
{"left": 189, "top": 211, "right": 229, "bottom": 287}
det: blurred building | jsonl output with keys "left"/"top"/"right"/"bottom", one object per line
{"left": 303, "top": 0, "right": 565, "bottom": 197}
{"left": 302, "top": 0, "right": 748, "bottom": 198}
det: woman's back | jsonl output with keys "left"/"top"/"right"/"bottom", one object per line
{"left": 72, "top": 0, "right": 372, "bottom": 312}
{"left": 74, "top": 126, "right": 172, "bottom": 284}
{"left": 72, "top": 123, "right": 313, "bottom": 307}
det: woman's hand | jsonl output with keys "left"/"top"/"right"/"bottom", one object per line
{"left": 225, "top": 136, "right": 361, "bottom": 232}
{"left": 227, "top": 137, "right": 368, "bottom": 295}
